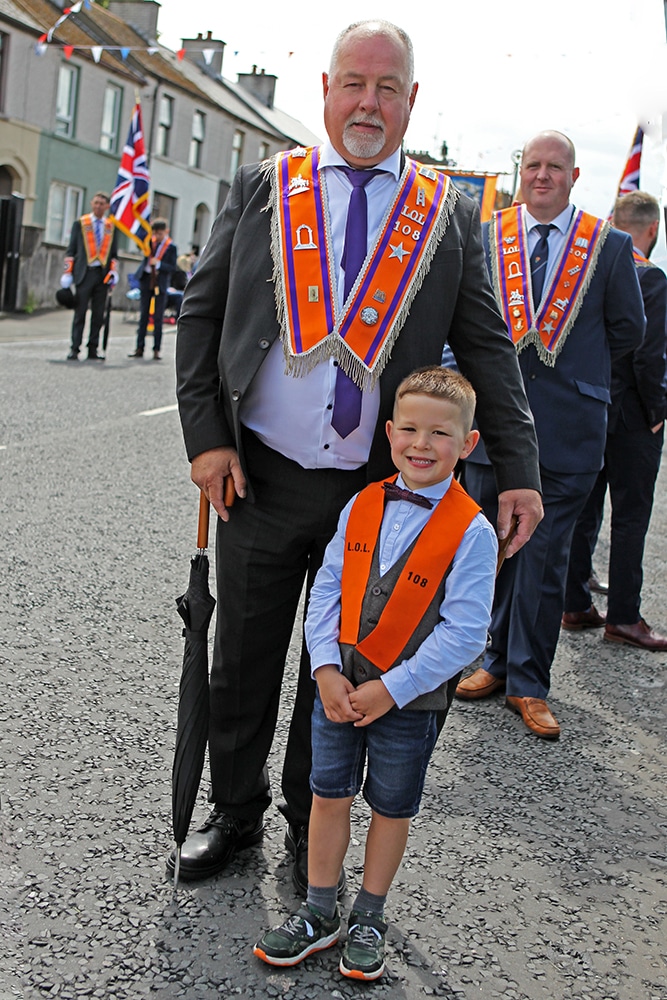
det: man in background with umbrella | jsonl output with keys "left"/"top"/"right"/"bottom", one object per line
{"left": 173, "top": 19, "right": 542, "bottom": 893}
{"left": 62, "top": 192, "right": 118, "bottom": 361}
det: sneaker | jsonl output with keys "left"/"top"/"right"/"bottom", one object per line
{"left": 339, "top": 910, "right": 387, "bottom": 980}
{"left": 254, "top": 904, "right": 340, "bottom": 967}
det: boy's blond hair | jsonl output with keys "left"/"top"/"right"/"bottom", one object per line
{"left": 395, "top": 365, "right": 476, "bottom": 433}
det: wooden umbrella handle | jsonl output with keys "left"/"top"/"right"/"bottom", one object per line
{"left": 197, "top": 477, "right": 236, "bottom": 549}
{"left": 496, "top": 514, "right": 519, "bottom": 575}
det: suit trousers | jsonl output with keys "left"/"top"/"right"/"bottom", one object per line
{"left": 565, "top": 423, "right": 664, "bottom": 623}
{"left": 137, "top": 276, "right": 167, "bottom": 352}
{"left": 465, "top": 462, "right": 597, "bottom": 699}
{"left": 70, "top": 267, "right": 107, "bottom": 353}
{"left": 207, "top": 428, "right": 367, "bottom": 826}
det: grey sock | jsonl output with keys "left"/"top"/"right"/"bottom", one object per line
{"left": 307, "top": 884, "right": 338, "bottom": 920}
{"left": 353, "top": 887, "right": 386, "bottom": 917}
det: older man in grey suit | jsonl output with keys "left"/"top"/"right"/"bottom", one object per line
{"left": 172, "top": 19, "right": 542, "bottom": 891}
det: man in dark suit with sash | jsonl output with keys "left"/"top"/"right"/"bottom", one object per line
{"left": 62, "top": 192, "right": 118, "bottom": 360}
{"left": 458, "top": 131, "right": 645, "bottom": 738}
{"left": 562, "top": 190, "right": 667, "bottom": 650}
{"left": 172, "top": 19, "right": 542, "bottom": 888}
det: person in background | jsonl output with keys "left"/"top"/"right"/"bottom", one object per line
{"left": 459, "top": 131, "right": 645, "bottom": 738}
{"left": 128, "top": 219, "right": 177, "bottom": 360}
{"left": 62, "top": 192, "right": 118, "bottom": 361}
{"left": 562, "top": 190, "right": 667, "bottom": 650}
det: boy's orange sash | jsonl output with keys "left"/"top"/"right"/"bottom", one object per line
{"left": 339, "top": 477, "right": 480, "bottom": 672}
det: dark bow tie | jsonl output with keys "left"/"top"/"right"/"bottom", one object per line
{"left": 382, "top": 481, "right": 433, "bottom": 509}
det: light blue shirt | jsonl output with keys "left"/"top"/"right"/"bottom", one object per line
{"left": 305, "top": 473, "right": 498, "bottom": 708}
{"left": 241, "top": 142, "right": 403, "bottom": 470}
{"left": 524, "top": 203, "right": 575, "bottom": 289}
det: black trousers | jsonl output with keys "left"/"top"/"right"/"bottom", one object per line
{"left": 565, "top": 422, "right": 664, "bottom": 623}
{"left": 137, "top": 276, "right": 167, "bottom": 352}
{"left": 207, "top": 430, "right": 367, "bottom": 826}
{"left": 70, "top": 267, "right": 107, "bottom": 353}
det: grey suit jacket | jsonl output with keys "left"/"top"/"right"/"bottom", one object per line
{"left": 176, "top": 158, "right": 540, "bottom": 493}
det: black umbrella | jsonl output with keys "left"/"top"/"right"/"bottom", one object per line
{"left": 171, "top": 482, "right": 234, "bottom": 889}
{"left": 102, "top": 285, "right": 113, "bottom": 354}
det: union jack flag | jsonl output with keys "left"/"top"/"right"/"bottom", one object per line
{"left": 616, "top": 126, "right": 644, "bottom": 198}
{"left": 109, "top": 102, "right": 151, "bottom": 254}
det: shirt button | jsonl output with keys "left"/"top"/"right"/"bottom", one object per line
{"left": 333, "top": 360, "right": 339, "bottom": 367}
{"left": 326, "top": 404, "right": 332, "bottom": 410}
{"left": 393, "top": 523, "right": 400, "bottom": 531}
{"left": 258, "top": 338, "right": 270, "bottom": 350}
{"left": 323, "top": 443, "right": 330, "bottom": 450}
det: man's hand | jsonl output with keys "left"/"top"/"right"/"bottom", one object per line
{"left": 315, "top": 665, "right": 363, "bottom": 724}
{"left": 497, "top": 488, "right": 543, "bottom": 558}
{"left": 191, "top": 447, "right": 246, "bottom": 522}
{"left": 348, "top": 680, "right": 396, "bottom": 727}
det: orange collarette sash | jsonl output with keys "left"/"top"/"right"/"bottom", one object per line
{"left": 81, "top": 214, "right": 115, "bottom": 267}
{"left": 267, "top": 146, "right": 457, "bottom": 390}
{"left": 489, "top": 205, "right": 609, "bottom": 366}
{"left": 633, "top": 249, "right": 652, "bottom": 268}
{"left": 339, "top": 477, "right": 480, "bottom": 672}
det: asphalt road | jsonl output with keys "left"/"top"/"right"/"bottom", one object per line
{"left": 1, "top": 310, "right": 666, "bottom": 1000}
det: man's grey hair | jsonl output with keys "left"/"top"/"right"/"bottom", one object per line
{"left": 329, "top": 20, "right": 414, "bottom": 84}
{"left": 613, "top": 190, "right": 660, "bottom": 230}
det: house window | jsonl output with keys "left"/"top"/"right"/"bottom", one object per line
{"left": 100, "top": 84, "right": 122, "bottom": 153}
{"left": 45, "top": 181, "right": 83, "bottom": 244}
{"left": 188, "top": 111, "right": 205, "bottom": 169}
{"left": 152, "top": 192, "right": 176, "bottom": 230}
{"left": 230, "top": 130, "right": 244, "bottom": 178}
{"left": 259, "top": 141, "right": 269, "bottom": 161}
{"left": 156, "top": 95, "right": 173, "bottom": 156}
{"left": 55, "top": 63, "right": 78, "bottom": 137}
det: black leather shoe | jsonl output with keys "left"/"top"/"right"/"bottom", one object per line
{"left": 66, "top": 351, "right": 79, "bottom": 360}
{"left": 166, "top": 808, "right": 264, "bottom": 882}
{"left": 128, "top": 348, "right": 144, "bottom": 358}
{"left": 285, "top": 823, "right": 346, "bottom": 898}
{"left": 87, "top": 351, "right": 104, "bottom": 361}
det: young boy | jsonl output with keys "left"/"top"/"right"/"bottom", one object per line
{"left": 253, "top": 366, "right": 497, "bottom": 980}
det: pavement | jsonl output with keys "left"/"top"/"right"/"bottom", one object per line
{"left": 1, "top": 310, "right": 666, "bottom": 1000}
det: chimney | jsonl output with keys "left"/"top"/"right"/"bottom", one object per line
{"left": 107, "top": 0, "right": 160, "bottom": 42}
{"left": 237, "top": 66, "right": 277, "bottom": 109}
{"left": 182, "top": 31, "right": 225, "bottom": 76}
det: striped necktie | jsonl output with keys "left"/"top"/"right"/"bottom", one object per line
{"left": 530, "top": 223, "right": 554, "bottom": 306}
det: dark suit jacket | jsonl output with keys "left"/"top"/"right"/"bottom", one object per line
{"left": 469, "top": 215, "right": 646, "bottom": 474}
{"left": 66, "top": 217, "right": 118, "bottom": 285}
{"left": 176, "top": 159, "right": 540, "bottom": 493}
{"left": 134, "top": 241, "right": 178, "bottom": 294}
{"left": 608, "top": 261, "right": 667, "bottom": 433}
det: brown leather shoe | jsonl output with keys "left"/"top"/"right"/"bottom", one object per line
{"left": 506, "top": 696, "right": 561, "bottom": 739}
{"left": 604, "top": 618, "right": 667, "bottom": 651}
{"left": 455, "top": 667, "right": 505, "bottom": 700}
{"left": 561, "top": 605, "right": 606, "bottom": 630}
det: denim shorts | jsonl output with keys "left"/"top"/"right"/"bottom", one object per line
{"left": 310, "top": 690, "right": 438, "bottom": 819}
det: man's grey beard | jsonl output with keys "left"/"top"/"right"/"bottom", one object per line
{"left": 343, "top": 121, "right": 385, "bottom": 160}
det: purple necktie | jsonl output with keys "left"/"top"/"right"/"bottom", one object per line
{"left": 382, "top": 481, "right": 433, "bottom": 509}
{"left": 331, "top": 167, "right": 382, "bottom": 439}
